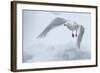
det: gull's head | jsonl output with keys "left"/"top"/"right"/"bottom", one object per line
{"left": 64, "top": 20, "right": 73, "bottom": 26}
{"left": 64, "top": 20, "right": 79, "bottom": 30}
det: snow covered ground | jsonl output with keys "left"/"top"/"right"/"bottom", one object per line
{"left": 23, "top": 44, "right": 90, "bottom": 63}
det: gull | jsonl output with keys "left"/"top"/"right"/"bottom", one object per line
{"left": 37, "top": 17, "right": 84, "bottom": 49}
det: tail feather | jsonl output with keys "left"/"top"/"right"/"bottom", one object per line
{"left": 77, "top": 25, "right": 84, "bottom": 48}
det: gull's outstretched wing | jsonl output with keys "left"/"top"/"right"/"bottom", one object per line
{"left": 37, "top": 17, "right": 66, "bottom": 38}
{"left": 77, "top": 25, "right": 84, "bottom": 48}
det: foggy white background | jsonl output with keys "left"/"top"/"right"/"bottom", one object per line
{"left": 0, "top": 0, "right": 99, "bottom": 73}
{"left": 22, "top": 10, "right": 91, "bottom": 62}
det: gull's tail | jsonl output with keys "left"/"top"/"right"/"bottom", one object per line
{"left": 77, "top": 25, "right": 84, "bottom": 49}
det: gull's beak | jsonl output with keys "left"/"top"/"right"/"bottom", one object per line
{"left": 64, "top": 23, "right": 66, "bottom": 26}
{"left": 64, "top": 21, "right": 68, "bottom": 26}
{"left": 64, "top": 23, "right": 67, "bottom": 27}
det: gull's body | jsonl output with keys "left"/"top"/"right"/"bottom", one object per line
{"left": 64, "top": 21, "right": 79, "bottom": 31}
{"left": 37, "top": 17, "right": 84, "bottom": 49}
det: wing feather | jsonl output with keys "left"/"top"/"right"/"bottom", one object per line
{"left": 77, "top": 25, "right": 84, "bottom": 48}
{"left": 37, "top": 17, "right": 66, "bottom": 38}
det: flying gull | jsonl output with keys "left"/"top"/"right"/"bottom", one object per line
{"left": 37, "top": 17, "right": 84, "bottom": 49}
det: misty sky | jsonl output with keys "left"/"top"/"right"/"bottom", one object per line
{"left": 22, "top": 10, "right": 91, "bottom": 62}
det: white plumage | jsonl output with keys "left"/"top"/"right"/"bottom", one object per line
{"left": 64, "top": 20, "right": 79, "bottom": 31}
